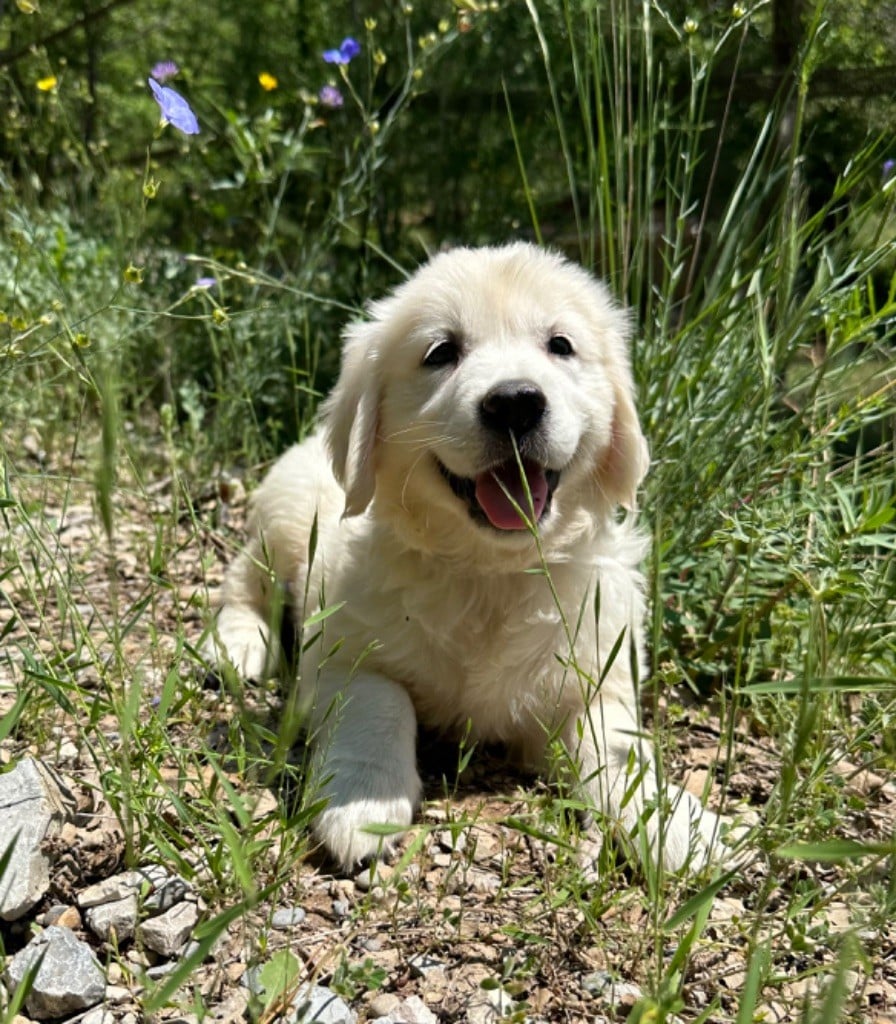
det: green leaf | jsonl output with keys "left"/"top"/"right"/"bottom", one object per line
{"left": 258, "top": 949, "right": 301, "bottom": 1005}
{"left": 664, "top": 868, "right": 738, "bottom": 932}
{"left": 745, "top": 675, "right": 895, "bottom": 694}
{"left": 776, "top": 838, "right": 896, "bottom": 861}
{"left": 303, "top": 601, "right": 346, "bottom": 628}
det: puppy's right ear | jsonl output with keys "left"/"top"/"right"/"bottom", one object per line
{"left": 322, "top": 321, "right": 381, "bottom": 517}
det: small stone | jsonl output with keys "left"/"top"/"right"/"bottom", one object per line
{"left": 85, "top": 893, "right": 138, "bottom": 943}
{"left": 408, "top": 953, "right": 446, "bottom": 977}
{"left": 142, "top": 872, "right": 192, "bottom": 913}
{"left": 368, "top": 993, "right": 401, "bottom": 1018}
{"left": 582, "top": 970, "right": 613, "bottom": 996}
{"left": 78, "top": 871, "right": 143, "bottom": 908}
{"left": 104, "top": 984, "right": 131, "bottom": 1004}
{"left": 271, "top": 906, "right": 307, "bottom": 929}
{"left": 287, "top": 983, "right": 357, "bottom": 1023}
{"left": 137, "top": 900, "right": 199, "bottom": 957}
{"left": 80, "top": 1009, "right": 115, "bottom": 1024}
{"left": 3, "top": 925, "right": 105, "bottom": 1019}
{"left": 331, "top": 899, "right": 350, "bottom": 919}
{"left": 435, "top": 829, "right": 468, "bottom": 854}
{"left": 39, "top": 904, "right": 82, "bottom": 929}
{"left": 146, "top": 962, "right": 178, "bottom": 980}
{"left": 391, "top": 995, "right": 438, "bottom": 1023}
{"left": 583, "top": 971, "right": 643, "bottom": 1008}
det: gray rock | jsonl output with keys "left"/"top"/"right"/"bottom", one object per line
{"left": 78, "top": 871, "right": 143, "bottom": 908}
{"left": 368, "top": 994, "right": 401, "bottom": 1018}
{"left": 408, "top": 953, "right": 446, "bottom": 977}
{"left": 77, "top": 864, "right": 188, "bottom": 912}
{"left": 136, "top": 900, "right": 198, "bottom": 956}
{"left": 271, "top": 906, "right": 307, "bottom": 929}
{"left": 287, "top": 983, "right": 357, "bottom": 1023}
{"left": 3, "top": 925, "right": 105, "bottom": 1019}
{"left": 80, "top": 1009, "right": 116, "bottom": 1024}
{"left": 84, "top": 893, "right": 138, "bottom": 942}
{"left": 582, "top": 970, "right": 643, "bottom": 1007}
{"left": 0, "top": 759, "right": 76, "bottom": 921}
{"left": 389, "top": 995, "right": 438, "bottom": 1023}
{"left": 142, "top": 871, "right": 191, "bottom": 913}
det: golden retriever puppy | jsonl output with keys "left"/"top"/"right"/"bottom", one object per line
{"left": 204, "top": 242, "right": 726, "bottom": 872}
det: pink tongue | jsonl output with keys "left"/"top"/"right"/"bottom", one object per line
{"left": 474, "top": 460, "right": 548, "bottom": 530}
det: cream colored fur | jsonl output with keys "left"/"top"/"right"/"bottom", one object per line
{"left": 205, "top": 243, "right": 726, "bottom": 872}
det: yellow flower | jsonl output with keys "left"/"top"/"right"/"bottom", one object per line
{"left": 258, "top": 72, "right": 278, "bottom": 92}
{"left": 36, "top": 75, "right": 57, "bottom": 92}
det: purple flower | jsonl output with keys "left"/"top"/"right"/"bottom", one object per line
{"left": 318, "top": 84, "right": 344, "bottom": 109}
{"left": 150, "top": 60, "right": 179, "bottom": 83}
{"left": 148, "top": 77, "right": 199, "bottom": 135}
{"left": 195, "top": 276, "right": 217, "bottom": 289}
{"left": 322, "top": 37, "right": 361, "bottom": 65}
{"left": 883, "top": 159, "right": 895, "bottom": 183}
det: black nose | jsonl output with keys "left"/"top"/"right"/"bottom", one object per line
{"left": 479, "top": 380, "right": 547, "bottom": 438}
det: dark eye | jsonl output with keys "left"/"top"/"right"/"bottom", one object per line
{"left": 547, "top": 334, "right": 574, "bottom": 357}
{"left": 422, "top": 336, "right": 461, "bottom": 368}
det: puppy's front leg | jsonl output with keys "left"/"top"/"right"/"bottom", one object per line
{"left": 308, "top": 669, "right": 422, "bottom": 870}
{"left": 568, "top": 697, "right": 724, "bottom": 873}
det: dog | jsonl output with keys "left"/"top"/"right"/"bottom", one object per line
{"left": 204, "top": 242, "right": 728, "bottom": 873}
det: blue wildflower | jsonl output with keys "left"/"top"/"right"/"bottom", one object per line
{"left": 195, "top": 276, "right": 217, "bottom": 289}
{"left": 150, "top": 60, "right": 179, "bottom": 83}
{"left": 322, "top": 37, "right": 361, "bottom": 65}
{"left": 318, "top": 84, "right": 344, "bottom": 109}
{"left": 883, "top": 159, "right": 895, "bottom": 183}
{"left": 148, "top": 77, "right": 199, "bottom": 135}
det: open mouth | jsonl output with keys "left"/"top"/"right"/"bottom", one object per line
{"left": 437, "top": 458, "right": 561, "bottom": 531}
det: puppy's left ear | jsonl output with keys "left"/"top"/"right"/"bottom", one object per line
{"left": 596, "top": 374, "right": 650, "bottom": 511}
{"left": 322, "top": 321, "right": 381, "bottom": 517}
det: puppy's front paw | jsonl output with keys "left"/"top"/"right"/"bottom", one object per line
{"left": 203, "top": 606, "right": 273, "bottom": 681}
{"left": 313, "top": 792, "right": 417, "bottom": 871}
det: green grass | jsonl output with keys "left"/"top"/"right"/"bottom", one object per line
{"left": 2, "top": 1, "right": 895, "bottom": 1022}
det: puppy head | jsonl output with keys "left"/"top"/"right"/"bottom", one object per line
{"left": 324, "top": 243, "right": 648, "bottom": 547}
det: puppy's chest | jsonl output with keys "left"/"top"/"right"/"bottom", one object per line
{"left": 375, "top": 572, "right": 596, "bottom": 721}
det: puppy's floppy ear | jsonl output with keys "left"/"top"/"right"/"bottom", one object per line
{"left": 322, "top": 321, "right": 381, "bottom": 517}
{"left": 596, "top": 367, "right": 650, "bottom": 512}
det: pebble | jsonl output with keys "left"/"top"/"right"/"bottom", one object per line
{"left": 271, "top": 906, "right": 307, "bottom": 929}
{"left": 80, "top": 1009, "right": 115, "bottom": 1024}
{"left": 39, "top": 904, "right": 82, "bottom": 929}
{"left": 368, "top": 993, "right": 401, "bottom": 1017}
{"left": 408, "top": 953, "right": 447, "bottom": 977}
{"left": 287, "top": 983, "right": 357, "bottom": 1023}
{"left": 331, "top": 899, "right": 350, "bottom": 919}
{"left": 388, "top": 995, "right": 438, "bottom": 1023}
